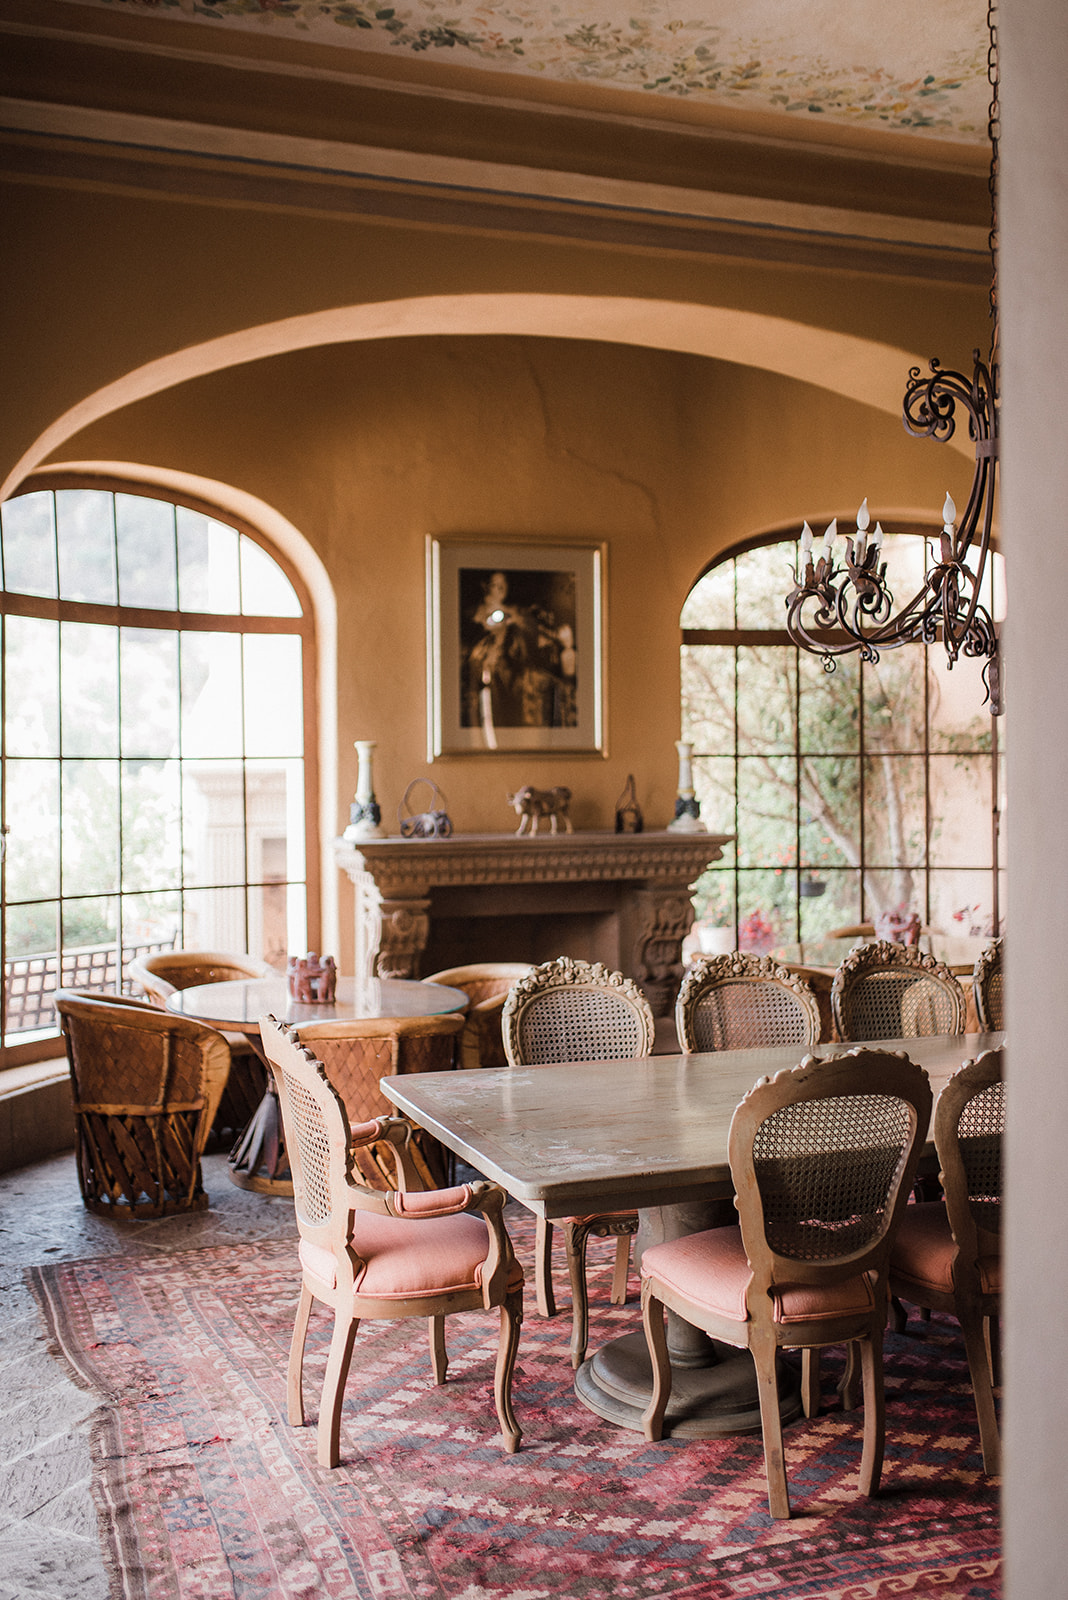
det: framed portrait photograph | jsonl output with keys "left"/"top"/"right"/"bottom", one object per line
{"left": 427, "top": 538, "right": 606, "bottom": 757}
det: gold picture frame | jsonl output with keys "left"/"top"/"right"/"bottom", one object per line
{"left": 427, "top": 537, "right": 606, "bottom": 757}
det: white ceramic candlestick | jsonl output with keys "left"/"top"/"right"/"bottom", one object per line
{"left": 667, "top": 739, "right": 705, "bottom": 833}
{"left": 343, "top": 739, "right": 384, "bottom": 840}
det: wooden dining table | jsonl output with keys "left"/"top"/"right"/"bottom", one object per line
{"left": 382, "top": 1029, "right": 1004, "bottom": 1438}
{"left": 168, "top": 974, "right": 468, "bottom": 1195}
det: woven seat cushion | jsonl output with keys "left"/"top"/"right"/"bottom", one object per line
{"left": 641, "top": 1224, "right": 875, "bottom": 1326}
{"left": 299, "top": 1210, "right": 523, "bottom": 1299}
{"left": 891, "top": 1201, "right": 1001, "bottom": 1297}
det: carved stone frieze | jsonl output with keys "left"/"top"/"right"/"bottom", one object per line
{"left": 632, "top": 887, "right": 699, "bottom": 1015}
{"left": 337, "top": 830, "right": 731, "bottom": 993}
{"left": 336, "top": 830, "right": 730, "bottom": 901}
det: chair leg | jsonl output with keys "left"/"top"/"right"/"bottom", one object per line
{"left": 800, "top": 1348, "right": 820, "bottom": 1418}
{"left": 752, "top": 1330, "right": 791, "bottom": 1520}
{"left": 429, "top": 1314, "right": 447, "bottom": 1385}
{"left": 890, "top": 1295, "right": 909, "bottom": 1334}
{"left": 534, "top": 1216, "right": 557, "bottom": 1318}
{"left": 639, "top": 1287, "right": 673, "bottom": 1442}
{"left": 494, "top": 1289, "right": 524, "bottom": 1454}
{"left": 986, "top": 1312, "right": 1002, "bottom": 1388}
{"left": 839, "top": 1340, "right": 862, "bottom": 1411}
{"left": 610, "top": 1232, "right": 631, "bottom": 1306}
{"left": 564, "top": 1222, "right": 592, "bottom": 1370}
{"left": 318, "top": 1312, "right": 359, "bottom": 1469}
{"left": 857, "top": 1334, "right": 886, "bottom": 1498}
{"left": 288, "top": 1284, "right": 314, "bottom": 1426}
{"left": 961, "top": 1310, "right": 1001, "bottom": 1476}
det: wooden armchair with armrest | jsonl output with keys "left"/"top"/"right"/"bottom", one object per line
{"left": 260, "top": 1017, "right": 523, "bottom": 1466}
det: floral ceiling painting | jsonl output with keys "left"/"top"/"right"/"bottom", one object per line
{"left": 68, "top": 0, "right": 990, "bottom": 140}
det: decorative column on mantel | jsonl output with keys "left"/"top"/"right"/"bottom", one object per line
{"left": 335, "top": 830, "right": 732, "bottom": 1016}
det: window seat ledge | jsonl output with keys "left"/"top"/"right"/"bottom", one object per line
{"left": 0, "top": 1063, "right": 74, "bottom": 1175}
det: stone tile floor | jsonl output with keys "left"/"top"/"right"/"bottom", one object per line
{"left": 0, "top": 1148, "right": 300, "bottom": 1600}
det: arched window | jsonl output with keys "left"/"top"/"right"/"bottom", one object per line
{"left": 0, "top": 478, "right": 318, "bottom": 1064}
{"left": 681, "top": 531, "right": 1004, "bottom": 956}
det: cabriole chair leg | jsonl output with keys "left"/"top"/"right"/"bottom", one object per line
{"left": 318, "top": 1315, "right": 359, "bottom": 1469}
{"left": 495, "top": 1292, "right": 524, "bottom": 1454}
{"left": 535, "top": 1216, "right": 557, "bottom": 1318}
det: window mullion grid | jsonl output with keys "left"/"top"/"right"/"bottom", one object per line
{"left": 732, "top": 559, "right": 740, "bottom": 947}
{"left": 991, "top": 709, "right": 1001, "bottom": 934}
{"left": 923, "top": 644, "right": 932, "bottom": 929}
{"left": 239, "top": 637, "right": 250, "bottom": 955}
{"left": 114, "top": 620, "right": 123, "bottom": 994}
{"left": 793, "top": 642, "right": 801, "bottom": 944}
{"left": 859, "top": 659, "right": 867, "bottom": 923}
{"left": 0, "top": 609, "right": 5, "bottom": 1035}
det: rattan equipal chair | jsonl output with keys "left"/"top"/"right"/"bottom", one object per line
{"left": 501, "top": 956, "right": 655, "bottom": 1368}
{"left": 972, "top": 939, "right": 1004, "bottom": 1031}
{"left": 831, "top": 940, "right": 967, "bottom": 1042}
{"left": 424, "top": 963, "right": 534, "bottom": 1070}
{"left": 286, "top": 1013, "right": 465, "bottom": 1191}
{"left": 640, "top": 1048, "right": 933, "bottom": 1519}
{"left": 675, "top": 952, "right": 822, "bottom": 1053}
{"left": 54, "top": 988, "right": 231, "bottom": 1217}
{"left": 889, "top": 1048, "right": 1004, "bottom": 1474}
{"left": 260, "top": 1018, "right": 523, "bottom": 1465}
{"left": 126, "top": 949, "right": 271, "bottom": 1137}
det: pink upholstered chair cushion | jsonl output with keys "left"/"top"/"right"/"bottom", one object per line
{"left": 391, "top": 1184, "right": 475, "bottom": 1219}
{"left": 350, "top": 1118, "right": 386, "bottom": 1144}
{"left": 300, "top": 1211, "right": 524, "bottom": 1299}
{"left": 891, "top": 1201, "right": 1002, "bottom": 1297}
{"left": 640, "top": 1225, "right": 875, "bottom": 1326}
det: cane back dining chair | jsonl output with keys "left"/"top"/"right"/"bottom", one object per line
{"left": 260, "top": 1017, "right": 523, "bottom": 1466}
{"left": 501, "top": 956, "right": 655, "bottom": 1368}
{"left": 972, "top": 939, "right": 1004, "bottom": 1032}
{"left": 286, "top": 1013, "right": 464, "bottom": 1191}
{"left": 675, "top": 952, "right": 822, "bottom": 1053}
{"left": 54, "top": 988, "right": 231, "bottom": 1217}
{"left": 889, "top": 1047, "right": 1003, "bottom": 1474}
{"left": 424, "top": 963, "right": 533, "bottom": 1070}
{"left": 126, "top": 949, "right": 271, "bottom": 1139}
{"left": 639, "top": 1048, "right": 933, "bottom": 1519}
{"left": 831, "top": 941, "right": 966, "bottom": 1042}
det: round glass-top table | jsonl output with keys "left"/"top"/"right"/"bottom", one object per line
{"left": 167, "top": 974, "right": 468, "bottom": 1035}
{"left": 167, "top": 975, "right": 468, "bottom": 1195}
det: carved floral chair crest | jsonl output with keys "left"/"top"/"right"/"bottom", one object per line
{"left": 675, "top": 951, "right": 822, "bottom": 1054}
{"left": 831, "top": 940, "right": 967, "bottom": 1041}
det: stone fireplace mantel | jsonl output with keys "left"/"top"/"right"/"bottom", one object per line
{"left": 335, "top": 830, "right": 731, "bottom": 1019}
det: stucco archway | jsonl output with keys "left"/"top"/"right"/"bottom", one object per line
{"left": 0, "top": 294, "right": 971, "bottom": 501}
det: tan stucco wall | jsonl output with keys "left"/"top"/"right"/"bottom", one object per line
{"left": 2, "top": 163, "right": 986, "bottom": 969}
{"left": 50, "top": 332, "right": 973, "bottom": 967}
{"left": 0, "top": 174, "right": 986, "bottom": 490}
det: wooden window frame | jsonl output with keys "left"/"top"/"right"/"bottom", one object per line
{"left": 0, "top": 473, "right": 320, "bottom": 1068}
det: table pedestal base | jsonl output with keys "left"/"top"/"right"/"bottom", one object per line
{"left": 575, "top": 1331, "right": 802, "bottom": 1438}
{"left": 227, "top": 1088, "right": 294, "bottom": 1197}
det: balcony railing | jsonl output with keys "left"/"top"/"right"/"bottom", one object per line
{"left": 4, "top": 938, "right": 176, "bottom": 1035}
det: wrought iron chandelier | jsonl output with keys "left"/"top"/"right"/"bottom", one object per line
{"left": 785, "top": 3, "right": 1002, "bottom": 715}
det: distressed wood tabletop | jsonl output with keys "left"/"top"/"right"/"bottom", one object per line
{"left": 383, "top": 1032, "right": 1004, "bottom": 1219}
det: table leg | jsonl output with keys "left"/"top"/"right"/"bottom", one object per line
{"left": 226, "top": 1040, "right": 295, "bottom": 1197}
{"left": 573, "top": 1198, "right": 802, "bottom": 1438}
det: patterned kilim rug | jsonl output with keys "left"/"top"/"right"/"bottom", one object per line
{"left": 29, "top": 1208, "right": 1000, "bottom": 1600}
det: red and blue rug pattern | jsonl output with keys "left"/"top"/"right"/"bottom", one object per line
{"left": 30, "top": 1208, "right": 1000, "bottom": 1600}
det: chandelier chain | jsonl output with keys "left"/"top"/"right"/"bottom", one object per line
{"left": 783, "top": 2, "right": 1002, "bottom": 714}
